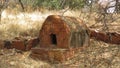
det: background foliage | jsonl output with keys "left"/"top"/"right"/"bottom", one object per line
{"left": 21, "top": 0, "right": 85, "bottom": 10}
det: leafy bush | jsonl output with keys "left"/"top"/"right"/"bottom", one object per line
{"left": 21, "top": 0, "right": 85, "bottom": 10}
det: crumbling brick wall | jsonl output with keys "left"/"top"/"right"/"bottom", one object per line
{"left": 31, "top": 15, "right": 90, "bottom": 63}
{"left": 39, "top": 15, "right": 90, "bottom": 49}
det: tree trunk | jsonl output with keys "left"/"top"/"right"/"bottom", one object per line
{"left": 18, "top": 0, "right": 24, "bottom": 12}
{"left": 0, "top": 9, "right": 2, "bottom": 22}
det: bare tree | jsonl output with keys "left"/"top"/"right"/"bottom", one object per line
{"left": 89, "top": 0, "right": 119, "bottom": 31}
{"left": 18, "top": 0, "right": 24, "bottom": 12}
{"left": 115, "top": 0, "right": 120, "bottom": 13}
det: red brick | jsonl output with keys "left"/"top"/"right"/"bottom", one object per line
{"left": 11, "top": 40, "right": 26, "bottom": 51}
{"left": 0, "top": 40, "right": 4, "bottom": 49}
{"left": 30, "top": 47, "right": 82, "bottom": 63}
{"left": 108, "top": 32, "right": 120, "bottom": 44}
{"left": 4, "top": 40, "right": 12, "bottom": 49}
{"left": 90, "top": 30, "right": 120, "bottom": 44}
{"left": 26, "top": 37, "right": 39, "bottom": 51}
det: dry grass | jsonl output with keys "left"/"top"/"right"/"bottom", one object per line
{"left": 0, "top": 40, "right": 120, "bottom": 68}
{"left": 0, "top": 9, "right": 82, "bottom": 40}
{"left": 0, "top": 10, "right": 44, "bottom": 40}
{"left": 0, "top": 49, "right": 52, "bottom": 68}
{"left": 0, "top": 9, "right": 120, "bottom": 68}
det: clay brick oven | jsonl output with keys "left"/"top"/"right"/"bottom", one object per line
{"left": 30, "top": 15, "right": 90, "bottom": 63}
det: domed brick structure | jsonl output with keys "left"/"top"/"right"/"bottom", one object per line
{"left": 30, "top": 15, "right": 90, "bottom": 63}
